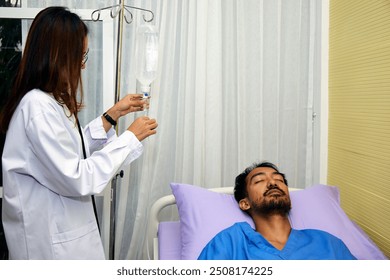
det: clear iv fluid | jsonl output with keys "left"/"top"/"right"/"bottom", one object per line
{"left": 135, "top": 24, "right": 159, "bottom": 98}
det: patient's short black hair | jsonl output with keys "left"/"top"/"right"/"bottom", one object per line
{"left": 234, "top": 161, "right": 288, "bottom": 203}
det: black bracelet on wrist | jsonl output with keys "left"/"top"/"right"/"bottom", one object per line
{"left": 103, "top": 112, "right": 117, "bottom": 126}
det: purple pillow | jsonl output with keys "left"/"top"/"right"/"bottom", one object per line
{"left": 170, "top": 183, "right": 386, "bottom": 260}
{"left": 158, "top": 221, "right": 181, "bottom": 260}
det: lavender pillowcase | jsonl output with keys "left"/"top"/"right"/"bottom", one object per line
{"left": 170, "top": 183, "right": 387, "bottom": 260}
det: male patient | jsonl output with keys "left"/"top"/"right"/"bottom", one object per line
{"left": 198, "top": 161, "right": 356, "bottom": 260}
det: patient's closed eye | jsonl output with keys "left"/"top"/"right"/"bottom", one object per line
{"left": 273, "top": 175, "right": 284, "bottom": 182}
{"left": 252, "top": 176, "right": 265, "bottom": 184}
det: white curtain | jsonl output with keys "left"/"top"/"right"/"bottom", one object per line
{"left": 25, "top": 0, "right": 321, "bottom": 259}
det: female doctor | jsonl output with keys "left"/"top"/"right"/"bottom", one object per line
{"left": 0, "top": 6, "right": 158, "bottom": 259}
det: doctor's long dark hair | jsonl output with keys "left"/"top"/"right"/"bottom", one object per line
{"left": 0, "top": 6, "right": 88, "bottom": 133}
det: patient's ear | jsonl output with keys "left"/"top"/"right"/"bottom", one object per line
{"left": 239, "top": 198, "right": 250, "bottom": 211}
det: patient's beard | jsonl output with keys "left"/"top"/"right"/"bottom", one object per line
{"left": 251, "top": 196, "right": 291, "bottom": 216}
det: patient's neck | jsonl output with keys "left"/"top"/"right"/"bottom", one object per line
{"left": 252, "top": 214, "right": 292, "bottom": 251}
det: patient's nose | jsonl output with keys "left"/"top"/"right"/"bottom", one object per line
{"left": 268, "top": 177, "right": 277, "bottom": 187}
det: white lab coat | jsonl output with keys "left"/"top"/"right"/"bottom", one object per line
{"left": 1, "top": 89, "right": 143, "bottom": 259}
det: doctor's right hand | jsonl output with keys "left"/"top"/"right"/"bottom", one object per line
{"left": 128, "top": 116, "right": 158, "bottom": 141}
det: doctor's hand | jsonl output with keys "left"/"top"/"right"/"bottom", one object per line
{"left": 128, "top": 116, "right": 158, "bottom": 141}
{"left": 102, "top": 94, "right": 149, "bottom": 131}
{"left": 105, "top": 94, "right": 148, "bottom": 121}
{"left": 112, "top": 94, "right": 149, "bottom": 117}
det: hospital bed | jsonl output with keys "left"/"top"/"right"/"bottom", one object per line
{"left": 147, "top": 183, "right": 386, "bottom": 260}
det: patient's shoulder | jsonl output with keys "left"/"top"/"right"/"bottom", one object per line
{"left": 297, "top": 228, "right": 340, "bottom": 238}
{"left": 294, "top": 228, "right": 348, "bottom": 246}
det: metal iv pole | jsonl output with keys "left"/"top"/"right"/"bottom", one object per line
{"left": 91, "top": 1, "right": 154, "bottom": 260}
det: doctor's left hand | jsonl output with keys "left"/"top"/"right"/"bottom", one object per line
{"left": 105, "top": 94, "right": 148, "bottom": 121}
{"left": 116, "top": 94, "right": 148, "bottom": 116}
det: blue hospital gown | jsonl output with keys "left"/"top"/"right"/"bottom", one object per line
{"left": 197, "top": 222, "right": 356, "bottom": 260}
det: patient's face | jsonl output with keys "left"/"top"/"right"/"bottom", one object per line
{"left": 244, "top": 167, "right": 291, "bottom": 215}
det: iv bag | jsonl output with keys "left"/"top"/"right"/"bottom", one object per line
{"left": 135, "top": 24, "right": 159, "bottom": 95}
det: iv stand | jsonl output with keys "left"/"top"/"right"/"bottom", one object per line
{"left": 91, "top": 1, "right": 154, "bottom": 260}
